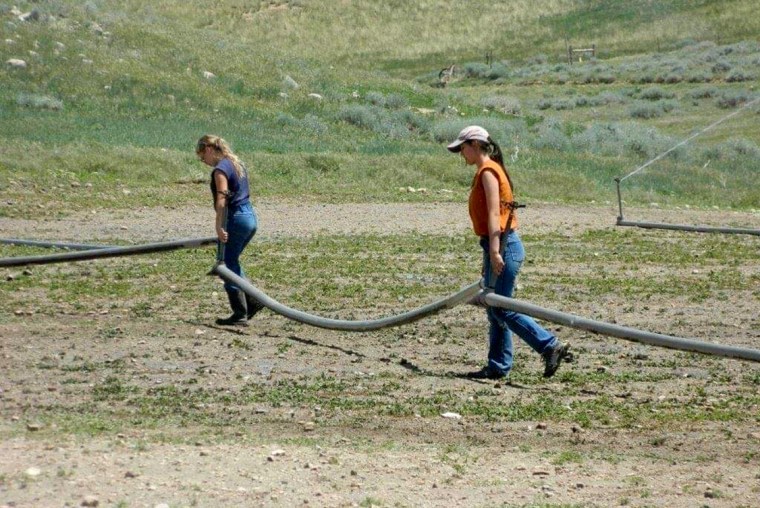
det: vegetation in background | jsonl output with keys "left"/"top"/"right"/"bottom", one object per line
{"left": 0, "top": 0, "right": 758, "bottom": 215}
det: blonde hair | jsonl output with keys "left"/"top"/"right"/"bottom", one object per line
{"left": 196, "top": 134, "right": 245, "bottom": 179}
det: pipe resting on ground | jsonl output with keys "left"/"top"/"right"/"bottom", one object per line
{"left": 213, "top": 263, "right": 482, "bottom": 332}
{"left": 0, "top": 237, "right": 218, "bottom": 267}
{"left": 216, "top": 264, "right": 760, "bottom": 363}
{"left": 483, "top": 292, "right": 760, "bottom": 363}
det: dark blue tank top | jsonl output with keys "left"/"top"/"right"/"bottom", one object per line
{"left": 209, "top": 158, "right": 250, "bottom": 209}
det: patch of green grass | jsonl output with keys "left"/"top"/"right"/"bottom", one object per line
{"left": 552, "top": 450, "right": 585, "bottom": 465}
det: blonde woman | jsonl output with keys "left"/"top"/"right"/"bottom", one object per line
{"left": 448, "top": 126, "right": 570, "bottom": 379}
{"left": 197, "top": 134, "right": 262, "bottom": 325}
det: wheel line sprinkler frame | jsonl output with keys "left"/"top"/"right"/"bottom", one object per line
{"left": 614, "top": 96, "right": 760, "bottom": 237}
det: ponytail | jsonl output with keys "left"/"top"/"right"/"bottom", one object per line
{"left": 485, "top": 137, "right": 514, "bottom": 193}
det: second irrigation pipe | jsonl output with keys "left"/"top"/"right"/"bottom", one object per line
{"left": 0, "top": 237, "right": 218, "bottom": 267}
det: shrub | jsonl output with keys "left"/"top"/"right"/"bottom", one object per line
{"left": 385, "top": 94, "right": 409, "bottom": 110}
{"left": 686, "top": 72, "right": 713, "bottom": 83}
{"left": 275, "top": 112, "right": 298, "bottom": 126}
{"left": 480, "top": 95, "right": 522, "bottom": 116}
{"left": 336, "top": 104, "right": 381, "bottom": 130}
{"left": 725, "top": 69, "right": 755, "bottom": 82}
{"left": 395, "top": 109, "right": 430, "bottom": 135}
{"left": 571, "top": 122, "right": 681, "bottom": 160}
{"left": 365, "top": 91, "right": 385, "bottom": 107}
{"left": 639, "top": 87, "right": 675, "bottom": 101}
{"left": 716, "top": 91, "right": 752, "bottom": 109}
{"left": 629, "top": 103, "right": 663, "bottom": 119}
{"left": 551, "top": 99, "right": 575, "bottom": 110}
{"left": 302, "top": 114, "right": 328, "bottom": 135}
{"left": 527, "top": 54, "right": 548, "bottom": 65}
{"left": 711, "top": 59, "right": 732, "bottom": 73}
{"left": 689, "top": 87, "right": 719, "bottom": 100}
{"left": 531, "top": 117, "right": 570, "bottom": 151}
{"left": 462, "top": 62, "right": 490, "bottom": 78}
{"left": 588, "top": 91, "right": 626, "bottom": 106}
{"left": 16, "top": 93, "right": 64, "bottom": 110}
{"left": 719, "top": 139, "right": 760, "bottom": 159}
{"left": 486, "top": 61, "right": 510, "bottom": 80}
{"left": 430, "top": 117, "right": 527, "bottom": 146}
{"left": 659, "top": 100, "right": 678, "bottom": 113}
{"left": 662, "top": 72, "right": 684, "bottom": 84}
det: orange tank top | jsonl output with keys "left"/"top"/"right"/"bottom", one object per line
{"left": 468, "top": 159, "right": 518, "bottom": 236}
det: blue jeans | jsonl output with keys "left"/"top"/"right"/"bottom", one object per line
{"left": 222, "top": 202, "right": 257, "bottom": 292}
{"left": 480, "top": 231, "right": 557, "bottom": 375}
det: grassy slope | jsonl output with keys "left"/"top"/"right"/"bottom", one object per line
{"left": 0, "top": 0, "right": 758, "bottom": 214}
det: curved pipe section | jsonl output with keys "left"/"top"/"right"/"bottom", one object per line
{"left": 0, "top": 237, "right": 218, "bottom": 267}
{"left": 483, "top": 292, "right": 760, "bottom": 363}
{"left": 0, "top": 238, "right": 109, "bottom": 250}
{"left": 213, "top": 263, "right": 482, "bottom": 332}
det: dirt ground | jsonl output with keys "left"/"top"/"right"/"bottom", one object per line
{"left": 1, "top": 201, "right": 759, "bottom": 508}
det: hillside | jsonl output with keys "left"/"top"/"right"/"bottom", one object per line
{"left": 1, "top": 0, "right": 758, "bottom": 213}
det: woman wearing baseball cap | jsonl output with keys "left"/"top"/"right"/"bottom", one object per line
{"left": 448, "top": 126, "right": 570, "bottom": 379}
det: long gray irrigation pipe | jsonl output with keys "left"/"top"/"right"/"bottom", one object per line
{"left": 215, "top": 264, "right": 760, "bottom": 362}
{"left": 0, "top": 237, "right": 218, "bottom": 267}
{"left": 0, "top": 238, "right": 109, "bottom": 250}
{"left": 484, "top": 292, "right": 760, "bottom": 363}
{"left": 213, "top": 263, "right": 482, "bottom": 332}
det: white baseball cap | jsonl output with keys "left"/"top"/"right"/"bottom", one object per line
{"left": 447, "top": 125, "right": 490, "bottom": 152}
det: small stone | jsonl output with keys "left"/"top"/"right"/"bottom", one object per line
{"left": 81, "top": 495, "right": 99, "bottom": 506}
{"left": 536, "top": 422, "right": 547, "bottom": 430}
{"left": 26, "top": 422, "right": 43, "bottom": 431}
{"left": 6, "top": 58, "right": 27, "bottom": 69}
{"left": 124, "top": 471, "right": 138, "bottom": 478}
{"left": 440, "top": 412, "right": 462, "bottom": 420}
{"left": 25, "top": 467, "right": 41, "bottom": 477}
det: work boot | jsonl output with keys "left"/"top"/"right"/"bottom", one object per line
{"left": 245, "top": 293, "right": 265, "bottom": 320}
{"left": 542, "top": 342, "right": 570, "bottom": 378}
{"left": 216, "top": 290, "right": 248, "bottom": 326}
{"left": 464, "top": 367, "right": 507, "bottom": 380}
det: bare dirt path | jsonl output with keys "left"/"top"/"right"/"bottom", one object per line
{"left": 3, "top": 199, "right": 757, "bottom": 242}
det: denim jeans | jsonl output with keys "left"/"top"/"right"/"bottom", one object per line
{"left": 222, "top": 202, "right": 257, "bottom": 292}
{"left": 480, "top": 231, "right": 557, "bottom": 375}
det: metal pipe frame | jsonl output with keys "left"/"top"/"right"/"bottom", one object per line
{"left": 0, "top": 237, "right": 218, "bottom": 267}
{"left": 616, "top": 219, "right": 760, "bottom": 236}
